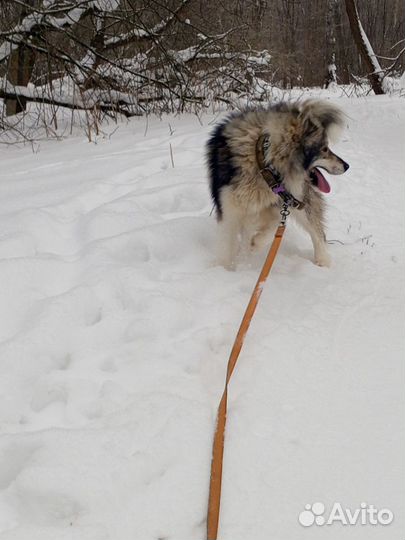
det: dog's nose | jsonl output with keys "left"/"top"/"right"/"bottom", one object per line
{"left": 343, "top": 161, "right": 350, "bottom": 171}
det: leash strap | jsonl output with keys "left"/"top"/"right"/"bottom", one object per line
{"left": 207, "top": 223, "right": 287, "bottom": 540}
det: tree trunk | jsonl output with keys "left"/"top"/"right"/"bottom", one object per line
{"left": 5, "top": 43, "right": 36, "bottom": 115}
{"left": 344, "top": 0, "right": 385, "bottom": 94}
{"left": 324, "top": 0, "right": 338, "bottom": 87}
{"left": 335, "top": 1, "right": 350, "bottom": 84}
{"left": 4, "top": 0, "right": 36, "bottom": 116}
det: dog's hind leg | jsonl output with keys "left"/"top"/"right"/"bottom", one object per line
{"left": 294, "top": 198, "right": 331, "bottom": 267}
{"left": 217, "top": 187, "right": 242, "bottom": 270}
{"left": 250, "top": 206, "right": 279, "bottom": 252}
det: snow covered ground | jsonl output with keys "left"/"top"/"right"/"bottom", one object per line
{"left": 0, "top": 93, "right": 404, "bottom": 540}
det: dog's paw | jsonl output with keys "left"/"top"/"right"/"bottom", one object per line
{"left": 314, "top": 252, "right": 332, "bottom": 267}
{"left": 217, "top": 257, "right": 236, "bottom": 271}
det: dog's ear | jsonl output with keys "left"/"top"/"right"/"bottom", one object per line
{"left": 301, "top": 116, "right": 319, "bottom": 138}
{"left": 299, "top": 100, "right": 344, "bottom": 141}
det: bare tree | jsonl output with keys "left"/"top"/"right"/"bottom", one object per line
{"left": 344, "top": 0, "right": 385, "bottom": 94}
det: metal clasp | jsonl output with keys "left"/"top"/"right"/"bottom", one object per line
{"left": 280, "top": 202, "right": 290, "bottom": 226}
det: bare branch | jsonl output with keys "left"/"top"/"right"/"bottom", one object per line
{"left": 103, "top": 0, "right": 191, "bottom": 50}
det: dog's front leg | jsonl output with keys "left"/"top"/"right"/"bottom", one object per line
{"left": 217, "top": 215, "right": 241, "bottom": 270}
{"left": 309, "top": 228, "right": 331, "bottom": 268}
{"left": 216, "top": 188, "right": 243, "bottom": 270}
{"left": 294, "top": 202, "right": 331, "bottom": 267}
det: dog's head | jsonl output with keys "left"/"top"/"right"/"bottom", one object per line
{"left": 297, "top": 101, "right": 349, "bottom": 193}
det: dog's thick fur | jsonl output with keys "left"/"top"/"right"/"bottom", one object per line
{"left": 206, "top": 100, "right": 349, "bottom": 269}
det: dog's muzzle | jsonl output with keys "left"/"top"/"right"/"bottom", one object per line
{"left": 309, "top": 153, "right": 349, "bottom": 193}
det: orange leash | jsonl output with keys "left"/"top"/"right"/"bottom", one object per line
{"left": 207, "top": 223, "right": 287, "bottom": 540}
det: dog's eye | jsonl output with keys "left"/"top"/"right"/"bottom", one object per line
{"left": 321, "top": 146, "right": 328, "bottom": 153}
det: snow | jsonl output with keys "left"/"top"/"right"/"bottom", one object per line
{"left": 92, "top": 0, "right": 120, "bottom": 10}
{"left": 0, "top": 42, "right": 14, "bottom": 64}
{"left": 0, "top": 93, "right": 404, "bottom": 540}
{"left": 46, "top": 7, "right": 92, "bottom": 30}
{"left": 105, "top": 28, "right": 148, "bottom": 45}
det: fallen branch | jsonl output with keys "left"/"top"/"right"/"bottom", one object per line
{"left": 0, "top": 84, "right": 141, "bottom": 118}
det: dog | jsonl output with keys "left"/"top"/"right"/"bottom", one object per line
{"left": 206, "top": 100, "right": 349, "bottom": 270}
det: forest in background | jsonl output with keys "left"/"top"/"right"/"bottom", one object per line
{"left": 0, "top": 0, "right": 404, "bottom": 137}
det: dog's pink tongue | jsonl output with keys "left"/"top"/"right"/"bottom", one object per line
{"left": 314, "top": 168, "right": 331, "bottom": 193}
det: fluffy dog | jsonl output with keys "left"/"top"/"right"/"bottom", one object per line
{"left": 206, "top": 100, "right": 349, "bottom": 269}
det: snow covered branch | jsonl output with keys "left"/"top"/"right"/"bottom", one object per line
{"left": 0, "top": 1, "right": 98, "bottom": 64}
{"left": 103, "top": 0, "right": 192, "bottom": 50}
{"left": 0, "top": 81, "right": 142, "bottom": 117}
